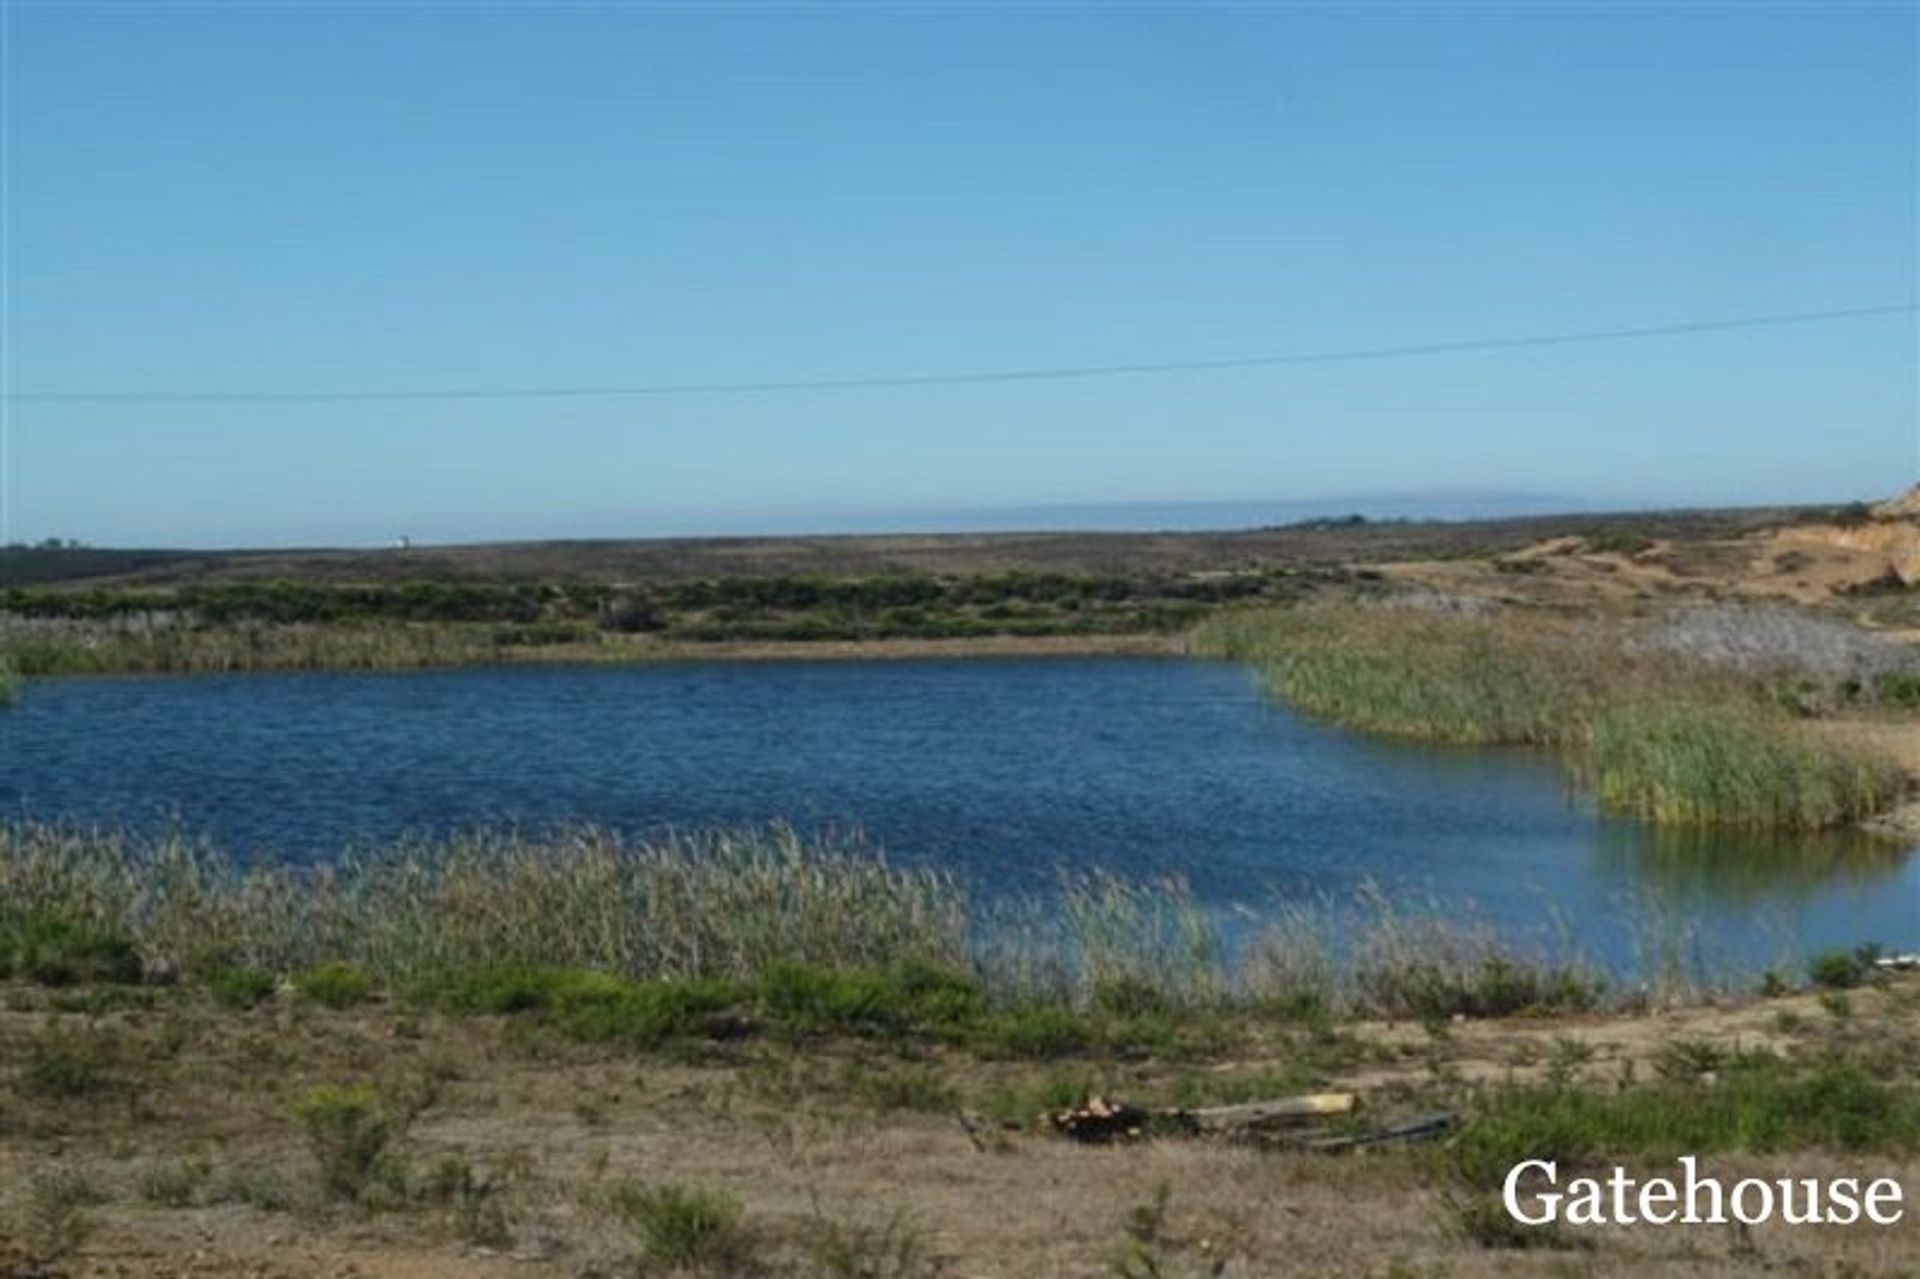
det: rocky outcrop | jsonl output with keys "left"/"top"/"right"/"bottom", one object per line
{"left": 1872, "top": 485, "right": 1920, "bottom": 521}
{"left": 1830, "top": 521, "right": 1920, "bottom": 584}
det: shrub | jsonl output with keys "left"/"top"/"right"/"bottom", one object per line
{"left": 209, "top": 965, "right": 277, "bottom": 1009}
{"left": 610, "top": 1181, "right": 750, "bottom": 1271}
{"left": 1807, "top": 945, "right": 1879, "bottom": 990}
{"left": 140, "top": 1157, "right": 212, "bottom": 1208}
{"left": 22, "top": 1025, "right": 123, "bottom": 1100}
{"left": 291, "top": 1084, "right": 396, "bottom": 1200}
{"left": 3, "top": 915, "right": 142, "bottom": 986}
{"left": 972, "top": 1005, "right": 1095, "bottom": 1059}
{"left": 805, "top": 1210, "right": 939, "bottom": 1279}
{"left": 294, "top": 962, "right": 374, "bottom": 1009}
{"left": 21, "top": 1168, "right": 104, "bottom": 1259}
{"left": 551, "top": 973, "right": 743, "bottom": 1047}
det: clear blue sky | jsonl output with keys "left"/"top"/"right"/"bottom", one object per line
{"left": 6, "top": 2, "right": 1915, "bottom": 547}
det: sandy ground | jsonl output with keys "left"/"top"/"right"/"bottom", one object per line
{"left": 5, "top": 978, "right": 1919, "bottom": 1278}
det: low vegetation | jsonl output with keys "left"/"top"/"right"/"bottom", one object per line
{"left": 0, "top": 822, "right": 1631, "bottom": 1049}
{"left": 0, "top": 569, "right": 1334, "bottom": 674}
{"left": 1196, "top": 603, "right": 1909, "bottom": 829}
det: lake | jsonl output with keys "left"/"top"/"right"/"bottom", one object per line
{"left": 4, "top": 656, "right": 1914, "bottom": 973}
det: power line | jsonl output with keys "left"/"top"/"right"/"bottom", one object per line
{"left": 7, "top": 302, "right": 1913, "bottom": 405}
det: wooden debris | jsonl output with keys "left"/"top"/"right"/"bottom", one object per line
{"left": 1046, "top": 1095, "right": 1149, "bottom": 1143}
{"left": 1299, "top": 1110, "right": 1457, "bottom": 1153}
{"left": 1046, "top": 1092, "right": 1359, "bottom": 1145}
{"left": 1179, "top": 1093, "right": 1357, "bottom": 1135}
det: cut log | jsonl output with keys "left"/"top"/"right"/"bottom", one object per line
{"left": 1179, "top": 1093, "right": 1357, "bottom": 1134}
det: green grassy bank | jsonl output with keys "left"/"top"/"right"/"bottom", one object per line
{"left": 1195, "top": 604, "right": 1910, "bottom": 830}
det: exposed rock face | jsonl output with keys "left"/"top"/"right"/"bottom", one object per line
{"left": 1830, "top": 521, "right": 1920, "bottom": 584}
{"left": 1871, "top": 485, "right": 1920, "bottom": 521}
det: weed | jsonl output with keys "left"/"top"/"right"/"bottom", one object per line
{"left": 21, "top": 1023, "right": 123, "bottom": 1100}
{"left": 2, "top": 914, "right": 141, "bottom": 985}
{"left": 139, "top": 1157, "right": 212, "bottom": 1208}
{"left": 610, "top": 1180, "right": 751, "bottom": 1271}
{"left": 221, "top": 1166, "right": 295, "bottom": 1212}
{"left": 422, "top": 1156, "right": 514, "bottom": 1248}
{"left": 291, "top": 1084, "right": 397, "bottom": 1201}
{"left": 805, "top": 1209, "right": 942, "bottom": 1279}
{"left": 20, "top": 1167, "right": 105, "bottom": 1259}
{"left": 209, "top": 965, "right": 277, "bottom": 1008}
{"left": 294, "top": 962, "right": 373, "bottom": 1009}
{"left": 1443, "top": 1189, "right": 1581, "bottom": 1251}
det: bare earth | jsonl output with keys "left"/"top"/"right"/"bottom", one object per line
{"left": 4, "top": 977, "right": 1919, "bottom": 1278}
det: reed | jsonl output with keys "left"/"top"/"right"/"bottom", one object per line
{"left": 1583, "top": 700, "right": 1905, "bottom": 828}
{"left": 0, "top": 823, "right": 1617, "bottom": 1028}
{"left": 0, "top": 622, "right": 508, "bottom": 676}
{"left": 1196, "top": 603, "right": 1908, "bottom": 829}
{"left": 0, "top": 655, "right": 19, "bottom": 705}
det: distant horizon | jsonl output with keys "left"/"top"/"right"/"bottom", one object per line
{"left": 14, "top": 484, "right": 1893, "bottom": 554}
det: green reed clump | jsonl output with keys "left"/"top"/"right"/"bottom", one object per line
{"left": 0, "top": 823, "right": 1645, "bottom": 1041}
{"left": 0, "top": 655, "right": 20, "bottom": 705}
{"left": 1, "top": 622, "right": 507, "bottom": 676}
{"left": 1197, "top": 605, "right": 1601, "bottom": 746}
{"left": 0, "top": 823, "right": 972, "bottom": 990}
{"left": 1197, "top": 603, "right": 1907, "bottom": 829}
{"left": 1583, "top": 701, "right": 1907, "bottom": 829}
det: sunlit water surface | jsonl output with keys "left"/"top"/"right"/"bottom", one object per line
{"left": 5, "top": 658, "right": 1914, "bottom": 973}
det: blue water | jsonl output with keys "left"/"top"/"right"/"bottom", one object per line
{"left": 3, "top": 657, "right": 1915, "bottom": 971}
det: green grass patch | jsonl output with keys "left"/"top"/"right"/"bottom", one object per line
{"left": 0, "top": 914, "right": 142, "bottom": 986}
{"left": 609, "top": 1181, "right": 751, "bottom": 1271}
{"left": 1453, "top": 1054, "right": 1920, "bottom": 1187}
{"left": 209, "top": 965, "right": 278, "bottom": 1008}
{"left": 294, "top": 962, "right": 374, "bottom": 1009}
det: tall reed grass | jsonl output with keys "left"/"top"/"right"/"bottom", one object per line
{"left": 0, "top": 655, "right": 19, "bottom": 705}
{"left": 0, "top": 622, "right": 508, "bottom": 676}
{"left": 1196, "top": 604, "right": 1907, "bottom": 829}
{"left": 0, "top": 823, "right": 1613, "bottom": 1022}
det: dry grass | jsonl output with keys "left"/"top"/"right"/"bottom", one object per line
{"left": 2, "top": 973, "right": 1917, "bottom": 1277}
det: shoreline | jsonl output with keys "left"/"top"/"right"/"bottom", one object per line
{"left": 8, "top": 628, "right": 1195, "bottom": 680}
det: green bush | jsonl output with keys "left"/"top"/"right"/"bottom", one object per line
{"left": 550, "top": 973, "right": 743, "bottom": 1047}
{"left": 209, "top": 965, "right": 278, "bottom": 1008}
{"left": 2, "top": 915, "right": 142, "bottom": 986}
{"left": 972, "top": 1005, "right": 1096, "bottom": 1059}
{"left": 756, "top": 959, "right": 985, "bottom": 1039}
{"left": 291, "top": 1084, "right": 396, "bottom": 1200}
{"left": 1807, "top": 945, "right": 1879, "bottom": 991}
{"left": 294, "top": 962, "right": 374, "bottom": 1009}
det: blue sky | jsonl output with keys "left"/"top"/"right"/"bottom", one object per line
{"left": 5, "top": 2, "right": 1915, "bottom": 547}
